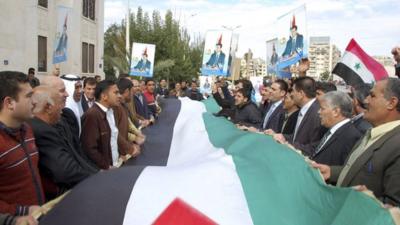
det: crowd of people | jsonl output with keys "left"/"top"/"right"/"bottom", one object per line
{"left": 1, "top": 70, "right": 207, "bottom": 224}
{"left": 1, "top": 57, "right": 400, "bottom": 224}
{"left": 212, "top": 75, "right": 400, "bottom": 210}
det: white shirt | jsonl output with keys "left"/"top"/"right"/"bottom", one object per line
{"left": 318, "top": 118, "right": 350, "bottom": 150}
{"left": 96, "top": 102, "right": 119, "bottom": 166}
{"left": 293, "top": 98, "right": 316, "bottom": 141}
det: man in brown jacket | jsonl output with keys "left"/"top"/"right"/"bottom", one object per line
{"left": 114, "top": 78, "right": 144, "bottom": 160}
{"left": 81, "top": 80, "right": 121, "bottom": 170}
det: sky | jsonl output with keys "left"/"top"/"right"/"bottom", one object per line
{"left": 104, "top": 0, "right": 400, "bottom": 60}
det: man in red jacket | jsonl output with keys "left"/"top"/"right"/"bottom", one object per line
{"left": 0, "top": 71, "right": 43, "bottom": 217}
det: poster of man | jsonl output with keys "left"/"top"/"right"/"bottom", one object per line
{"left": 271, "top": 5, "right": 308, "bottom": 78}
{"left": 199, "top": 76, "right": 213, "bottom": 96}
{"left": 130, "top": 43, "right": 156, "bottom": 77}
{"left": 201, "top": 30, "right": 232, "bottom": 76}
{"left": 266, "top": 38, "right": 279, "bottom": 75}
{"left": 53, "top": 6, "right": 71, "bottom": 64}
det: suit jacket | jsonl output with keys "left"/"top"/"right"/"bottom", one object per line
{"left": 81, "top": 104, "right": 113, "bottom": 169}
{"left": 206, "top": 52, "right": 226, "bottom": 69}
{"left": 156, "top": 87, "right": 169, "bottom": 97}
{"left": 134, "top": 94, "right": 152, "bottom": 120}
{"left": 284, "top": 100, "right": 327, "bottom": 156}
{"left": 311, "top": 122, "right": 362, "bottom": 166}
{"left": 281, "top": 110, "right": 299, "bottom": 135}
{"left": 29, "top": 117, "right": 98, "bottom": 192}
{"left": 331, "top": 125, "right": 400, "bottom": 206}
{"left": 261, "top": 103, "right": 285, "bottom": 133}
{"left": 282, "top": 34, "right": 304, "bottom": 57}
{"left": 352, "top": 115, "right": 372, "bottom": 135}
{"left": 232, "top": 102, "right": 262, "bottom": 128}
{"left": 134, "top": 59, "right": 151, "bottom": 71}
{"left": 113, "top": 104, "right": 134, "bottom": 156}
{"left": 81, "top": 93, "right": 93, "bottom": 113}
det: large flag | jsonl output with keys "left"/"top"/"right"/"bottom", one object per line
{"left": 332, "top": 39, "right": 388, "bottom": 86}
{"left": 40, "top": 98, "right": 399, "bottom": 225}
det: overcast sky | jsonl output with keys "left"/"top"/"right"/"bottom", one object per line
{"left": 104, "top": 0, "right": 399, "bottom": 60}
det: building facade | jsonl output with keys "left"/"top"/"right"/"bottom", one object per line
{"left": 240, "top": 49, "right": 266, "bottom": 78}
{"left": 308, "top": 36, "right": 341, "bottom": 80}
{"left": 0, "top": 0, "right": 104, "bottom": 77}
{"left": 373, "top": 55, "right": 396, "bottom": 76}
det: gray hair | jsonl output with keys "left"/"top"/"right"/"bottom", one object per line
{"left": 321, "top": 91, "right": 353, "bottom": 118}
{"left": 32, "top": 87, "right": 55, "bottom": 114}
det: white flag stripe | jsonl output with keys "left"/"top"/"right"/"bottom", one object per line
{"left": 122, "top": 98, "right": 253, "bottom": 225}
{"left": 167, "top": 97, "right": 216, "bottom": 166}
{"left": 341, "top": 51, "right": 375, "bottom": 83}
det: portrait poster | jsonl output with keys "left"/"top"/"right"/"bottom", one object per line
{"left": 266, "top": 38, "right": 279, "bottom": 76}
{"left": 130, "top": 43, "right": 156, "bottom": 77}
{"left": 53, "top": 6, "right": 72, "bottom": 64}
{"left": 273, "top": 5, "right": 308, "bottom": 78}
{"left": 199, "top": 76, "right": 213, "bottom": 95}
{"left": 201, "top": 30, "right": 232, "bottom": 76}
{"left": 249, "top": 76, "right": 264, "bottom": 103}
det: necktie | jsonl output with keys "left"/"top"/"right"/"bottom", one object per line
{"left": 293, "top": 112, "right": 303, "bottom": 142}
{"left": 313, "top": 130, "right": 332, "bottom": 156}
{"left": 262, "top": 104, "right": 276, "bottom": 130}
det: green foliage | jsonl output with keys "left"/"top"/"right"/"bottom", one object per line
{"left": 104, "top": 7, "right": 204, "bottom": 82}
{"left": 320, "top": 71, "right": 331, "bottom": 81}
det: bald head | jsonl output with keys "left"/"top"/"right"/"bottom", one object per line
{"left": 32, "top": 86, "right": 57, "bottom": 113}
{"left": 41, "top": 76, "right": 68, "bottom": 107}
{"left": 32, "top": 86, "right": 64, "bottom": 125}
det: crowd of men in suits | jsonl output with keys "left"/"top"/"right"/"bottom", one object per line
{"left": 1, "top": 68, "right": 400, "bottom": 224}
{"left": 213, "top": 75, "right": 400, "bottom": 209}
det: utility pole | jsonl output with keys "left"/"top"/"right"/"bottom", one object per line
{"left": 126, "top": 0, "right": 130, "bottom": 65}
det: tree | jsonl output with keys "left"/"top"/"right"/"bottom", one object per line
{"left": 103, "top": 7, "right": 204, "bottom": 82}
{"left": 320, "top": 71, "right": 331, "bottom": 81}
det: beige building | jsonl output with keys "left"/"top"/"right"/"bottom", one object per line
{"left": 373, "top": 55, "right": 396, "bottom": 76}
{"left": 308, "top": 36, "right": 341, "bottom": 80}
{"left": 0, "top": 0, "right": 104, "bottom": 77}
{"left": 240, "top": 49, "right": 266, "bottom": 78}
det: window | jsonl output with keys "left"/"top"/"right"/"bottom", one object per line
{"left": 82, "top": 42, "right": 88, "bottom": 73}
{"left": 89, "top": 44, "right": 95, "bottom": 73}
{"left": 38, "top": 0, "right": 48, "bottom": 8}
{"left": 38, "top": 36, "right": 47, "bottom": 72}
{"left": 82, "top": 42, "right": 95, "bottom": 73}
{"left": 83, "top": 0, "right": 95, "bottom": 20}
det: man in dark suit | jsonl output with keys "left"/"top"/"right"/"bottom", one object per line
{"left": 81, "top": 80, "right": 121, "bottom": 170}
{"left": 282, "top": 25, "right": 304, "bottom": 57}
{"left": 206, "top": 35, "right": 226, "bottom": 70}
{"left": 281, "top": 88, "right": 299, "bottom": 135}
{"left": 156, "top": 78, "right": 169, "bottom": 97}
{"left": 313, "top": 78, "right": 400, "bottom": 207}
{"left": 310, "top": 91, "right": 362, "bottom": 166}
{"left": 81, "top": 77, "right": 96, "bottom": 113}
{"left": 350, "top": 83, "right": 372, "bottom": 135}
{"left": 272, "top": 77, "right": 327, "bottom": 156}
{"left": 132, "top": 79, "right": 154, "bottom": 121}
{"left": 232, "top": 88, "right": 262, "bottom": 128}
{"left": 134, "top": 48, "right": 151, "bottom": 72}
{"left": 260, "top": 80, "right": 287, "bottom": 133}
{"left": 30, "top": 86, "right": 98, "bottom": 199}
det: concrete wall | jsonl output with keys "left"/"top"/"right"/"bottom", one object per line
{"left": 0, "top": 0, "right": 104, "bottom": 77}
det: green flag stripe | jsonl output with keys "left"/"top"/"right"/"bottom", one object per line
{"left": 202, "top": 98, "right": 394, "bottom": 225}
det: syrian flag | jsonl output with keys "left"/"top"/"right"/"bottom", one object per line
{"left": 40, "top": 98, "right": 398, "bottom": 225}
{"left": 332, "top": 38, "right": 388, "bottom": 86}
